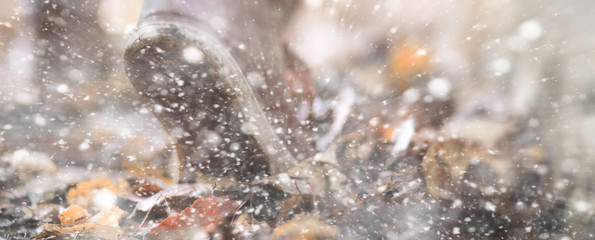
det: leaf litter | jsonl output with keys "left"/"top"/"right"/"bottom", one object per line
{"left": 0, "top": 1, "right": 586, "bottom": 240}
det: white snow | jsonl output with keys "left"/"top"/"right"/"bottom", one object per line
{"left": 92, "top": 188, "right": 117, "bottom": 209}
{"left": 573, "top": 200, "right": 591, "bottom": 213}
{"left": 427, "top": 78, "right": 452, "bottom": 100}
{"left": 206, "top": 132, "right": 222, "bottom": 145}
{"left": 485, "top": 201, "right": 497, "bottom": 212}
{"left": 238, "top": 43, "right": 246, "bottom": 51}
{"left": 56, "top": 84, "right": 69, "bottom": 93}
{"left": 241, "top": 122, "right": 260, "bottom": 136}
{"left": 34, "top": 115, "right": 46, "bottom": 126}
{"left": 182, "top": 46, "right": 205, "bottom": 63}
{"left": 277, "top": 173, "right": 291, "bottom": 185}
{"left": 490, "top": 58, "right": 511, "bottom": 76}
{"left": 229, "top": 142, "right": 241, "bottom": 152}
{"left": 305, "top": 0, "right": 323, "bottom": 9}
{"left": 518, "top": 20, "right": 542, "bottom": 41}
{"left": 246, "top": 71, "right": 266, "bottom": 89}
{"left": 78, "top": 140, "right": 91, "bottom": 151}
{"left": 316, "top": 88, "right": 355, "bottom": 151}
{"left": 402, "top": 88, "right": 421, "bottom": 103}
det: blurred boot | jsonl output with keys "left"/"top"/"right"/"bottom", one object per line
{"left": 124, "top": 0, "right": 315, "bottom": 182}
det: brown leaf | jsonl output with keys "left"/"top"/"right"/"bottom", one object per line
{"left": 149, "top": 195, "right": 240, "bottom": 238}
{"left": 441, "top": 117, "right": 516, "bottom": 148}
{"left": 127, "top": 183, "right": 206, "bottom": 212}
{"left": 422, "top": 138, "right": 512, "bottom": 200}
{"left": 422, "top": 138, "right": 473, "bottom": 200}
{"left": 128, "top": 177, "right": 164, "bottom": 197}
{"left": 272, "top": 214, "right": 339, "bottom": 240}
{"left": 278, "top": 195, "right": 315, "bottom": 224}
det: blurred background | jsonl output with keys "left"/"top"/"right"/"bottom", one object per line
{"left": 1, "top": 0, "right": 595, "bottom": 238}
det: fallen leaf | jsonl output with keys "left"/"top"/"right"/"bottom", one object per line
{"left": 376, "top": 170, "right": 425, "bottom": 203}
{"left": 149, "top": 195, "right": 240, "bottom": 239}
{"left": 276, "top": 158, "right": 350, "bottom": 201}
{"left": 128, "top": 183, "right": 208, "bottom": 212}
{"left": 58, "top": 204, "right": 90, "bottom": 225}
{"left": 128, "top": 177, "right": 164, "bottom": 197}
{"left": 278, "top": 195, "right": 315, "bottom": 223}
{"left": 66, "top": 178, "right": 122, "bottom": 209}
{"left": 441, "top": 117, "right": 516, "bottom": 148}
{"left": 87, "top": 205, "right": 127, "bottom": 226}
{"left": 2, "top": 149, "right": 58, "bottom": 178}
{"left": 272, "top": 214, "right": 339, "bottom": 240}
{"left": 29, "top": 232, "right": 53, "bottom": 239}
{"left": 421, "top": 138, "right": 474, "bottom": 200}
{"left": 368, "top": 117, "right": 398, "bottom": 143}
{"left": 230, "top": 213, "right": 272, "bottom": 239}
{"left": 422, "top": 138, "right": 511, "bottom": 200}
{"left": 10, "top": 167, "right": 89, "bottom": 199}
{"left": 388, "top": 41, "right": 431, "bottom": 91}
{"left": 45, "top": 206, "right": 126, "bottom": 238}
{"left": 120, "top": 136, "right": 172, "bottom": 179}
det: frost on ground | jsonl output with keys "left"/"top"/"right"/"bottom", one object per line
{"left": 0, "top": 0, "right": 595, "bottom": 239}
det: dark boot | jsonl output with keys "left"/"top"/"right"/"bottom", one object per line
{"left": 124, "top": 0, "right": 314, "bottom": 182}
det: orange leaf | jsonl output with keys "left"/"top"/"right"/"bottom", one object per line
{"left": 58, "top": 204, "right": 90, "bottom": 225}
{"left": 389, "top": 44, "right": 430, "bottom": 77}
{"left": 66, "top": 177, "right": 121, "bottom": 209}
{"left": 45, "top": 206, "right": 126, "bottom": 235}
{"left": 388, "top": 42, "right": 431, "bottom": 91}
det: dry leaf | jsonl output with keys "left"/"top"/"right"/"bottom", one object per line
{"left": 369, "top": 117, "right": 398, "bottom": 143}
{"left": 66, "top": 177, "right": 122, "bottom": 209}
{"left": 278, "top": 195, "right": 315, "bottom": 223}
{"left": 2, "top": 149, "right": 58, "bottom": 178}
{"left": 58, "top": 204, "right": 90, "bottom": 225}
{"left": 388, "top": 41, "right": 431, "bottom": 91}
{"left": 267, "top": 158, "right": 350, "bottom": 207}
{"left": 45, "top": 206, "right": 126, "bottom": 238}
{"left": 120, "top": 136, "right": 171, "bottom": 179}
{"left": 128, "top": 177, "right": 164, "bottom": 197}
{"left": 422, "top": 138, "right": 512, "bottom": 200}
{"left": 422, "top": 138, "right": 474, "bottom": 200}
{"left": 230, "top": 213, "right": 272, "bottom": 239}
{"left": 441, "top": 117, "right": 516, "bottom": 148}
{"left": 127, "top": 183, "right": 208, "bottom": 212}
{"left": 149, "top": 195, "right": 240, "bottom": 239}
{"left": 272, "top": 214, "right": 339, "bottom": 240}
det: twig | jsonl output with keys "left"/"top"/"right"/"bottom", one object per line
{"left": 231, "top": 195, "right": 250, "bottom": 225}
{"left": 73, "top": 226, "right": 85, "bottom": 240}
{"left": 137, "top": 194, "right": 163, "bottom": 232}
{"left": 126, "top": 205, "right": 138, "bottom": 221}
{"left": 294, "top": 180, "right": 303, "bottom": 196}
{"left": 306, "top": 182, "right": 317, "bottom": 207}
